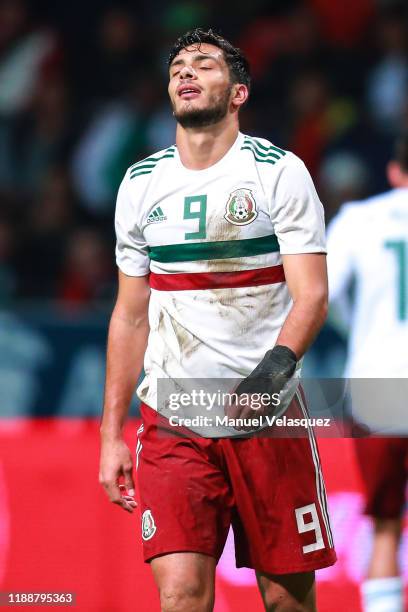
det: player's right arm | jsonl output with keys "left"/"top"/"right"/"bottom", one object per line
{"left": 99, "top": 168, "right": 150, "bottom": 512}
{"left": 99, "top": 271, "right": 150, "bottom": 513}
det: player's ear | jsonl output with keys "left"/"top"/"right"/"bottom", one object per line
{"left": 231, "top": 83, "right": 249, "bottom": 111}
{"left": 387, "top": 161, "right": 402, "bottom": 188}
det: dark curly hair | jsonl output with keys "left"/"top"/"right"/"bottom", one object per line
{"left": 168, "top": 28, "right": 251, "bottom": 91}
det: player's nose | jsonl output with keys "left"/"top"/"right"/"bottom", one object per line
{"left": 179, "top": 64, "right": 197, "bottom": 79}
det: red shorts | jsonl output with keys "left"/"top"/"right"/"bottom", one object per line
{"left": 135, "top": 391, "right": 336, "bottom": 575}
{"left": 354, "top": 438, "right": 408, "bottom": 519}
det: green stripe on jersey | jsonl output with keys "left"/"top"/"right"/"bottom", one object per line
{"left": 130, "top": 147, "right": 175, "bottom": 171}
{"left": 148, "top": 234, "right": 280, "bottom": 263}
{"left": 129, "top": 170, "right": 152, "bottom": 178}
{"left": 247, "top": 137, "right": 286, "bottom": 157}
{"left": 241, "top": 137, "right": 286, "bottom": 165}
{"left": 130, "top": 148, "right": 176, "bottom": 179}
{"left": 244, "top": 138, "right": 282, "bottom": 159}
{"left": 241, "top": 146, "right": 278, "bottom": 164}
{"left": 242, "top": 142, "right": 281, "bottom": 160}
{"left": 241, "top": 145, "right": 280, "bottom": 164}
{"left": 131, "top": 153, "right": 175, "bottom": 172}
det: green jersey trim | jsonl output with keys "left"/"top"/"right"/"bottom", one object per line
{"left": 249, "top": 137, "right": 286, "bottom": 156}
{"left": 130, "top": 147, "right": 176, "bottom": 179}
{"left": 148, "top": 234, "right": 280, "bottom": 263}
{"left": 241, "top": 137, "right": 286, "bottom": 165}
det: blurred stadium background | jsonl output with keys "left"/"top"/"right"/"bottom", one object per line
{"left": 1, "top": 0, "right": 407, "bottom": 609}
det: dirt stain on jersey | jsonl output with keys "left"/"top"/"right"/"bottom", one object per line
{"left": 171, "top": 317, "right": 201, "bottom": 360}
{"left": 168, "top": 296, "right": 201, "bottom": 361}
{"left": 205, "top": 208, "right": 243, "bottom": 273}
{"left": 210, "top": 283, "right": 283, "bottom": 337}
{"left": 203, "top": 207, "right": 257, "bottom": 328}
{"left": 157, "top": 309, "right": 179, "bottom": 371}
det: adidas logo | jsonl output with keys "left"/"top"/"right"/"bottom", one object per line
{"left": 147, "top": 206, "right": 167, "bottom": 224}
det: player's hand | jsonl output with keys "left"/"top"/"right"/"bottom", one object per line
{"left": 227, "top": 345, "right": 297, "bottom": 431}
{"left": 224, "top": 393, "right": 267, "bottom": 431}
{"left": 99, "top": 437, "right": 137, "bottom": 513}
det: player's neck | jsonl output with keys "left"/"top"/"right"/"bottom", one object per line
{"left": 176, "top": 120, "right": 239, "bottom": 170}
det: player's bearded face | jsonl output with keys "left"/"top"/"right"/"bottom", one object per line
{"left": 172, "top": 83, "right": 233, "bottom": 128}
{"left": 169, "top": 44, "right": 234, "bottom": 129}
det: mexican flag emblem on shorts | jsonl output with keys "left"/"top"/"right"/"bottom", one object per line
{"left": 141, "top": 509, "right": 156, "bottom": 541}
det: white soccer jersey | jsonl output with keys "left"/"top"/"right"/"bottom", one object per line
{"left": 327, "top": 188, "right": 408, "bottom": 377}
{"left": 115, "top": 132, "right": 326, "bottom": 420}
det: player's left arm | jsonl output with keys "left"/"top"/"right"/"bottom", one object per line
{"left": 270, "top": 152, "right": 328, "bottom": 366}
{"left": 233, "top": 254, "right": 327, "bottom": 408}
{"left": 234, "top": 154, "right": 328, "bottom": 402}
{"left": 276, "top": 252, "right": 328, "bottom": 359}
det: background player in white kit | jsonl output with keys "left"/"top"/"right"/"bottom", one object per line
{"left": 327, "top": 134, "right": 408, "bottom": 612}
{"left": 100, "top": 28, "right": 336, "bottom": 611}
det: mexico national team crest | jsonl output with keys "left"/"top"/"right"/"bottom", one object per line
{"left": 224, "top": 188, "right": 258, "bottom": 226}
{"left": 141, "top": 509, "right": 156, "bottom": 541}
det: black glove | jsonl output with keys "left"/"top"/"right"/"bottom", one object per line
{"left": 235, "top": 345, "right": 297, "bottom": 398}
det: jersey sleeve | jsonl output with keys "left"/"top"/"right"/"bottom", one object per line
{"left": 326, "top": 204, "right": 356, "bottom": 301}
{"left": 271, "top": 154, "right": 327, "bottom": 254}
{"left": 115, "top": 172, "right": 150, "bottom": 276}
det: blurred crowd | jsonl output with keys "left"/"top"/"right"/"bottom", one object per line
{"left": 0, "top": 0, "right": 408, "bottom": 307}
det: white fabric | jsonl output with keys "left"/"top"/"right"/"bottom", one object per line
{"left": 361, "top": 577, "right": 404, "bottom": 612}
{"left": 327, "top": 188, "right": 408, "bottom": 377}
{"left": 115, "top": 132, "right": 326, "bottom": 415}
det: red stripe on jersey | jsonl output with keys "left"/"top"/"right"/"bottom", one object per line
{"left": 149, "top": 265, "right": 285, "bottom": 291}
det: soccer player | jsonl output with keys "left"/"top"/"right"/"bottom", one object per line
{"left": 99, "top": 28, "right": 336, "bottom": 612}
{"left": 327, "top": 134, "right": 408, "bottom": 612}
